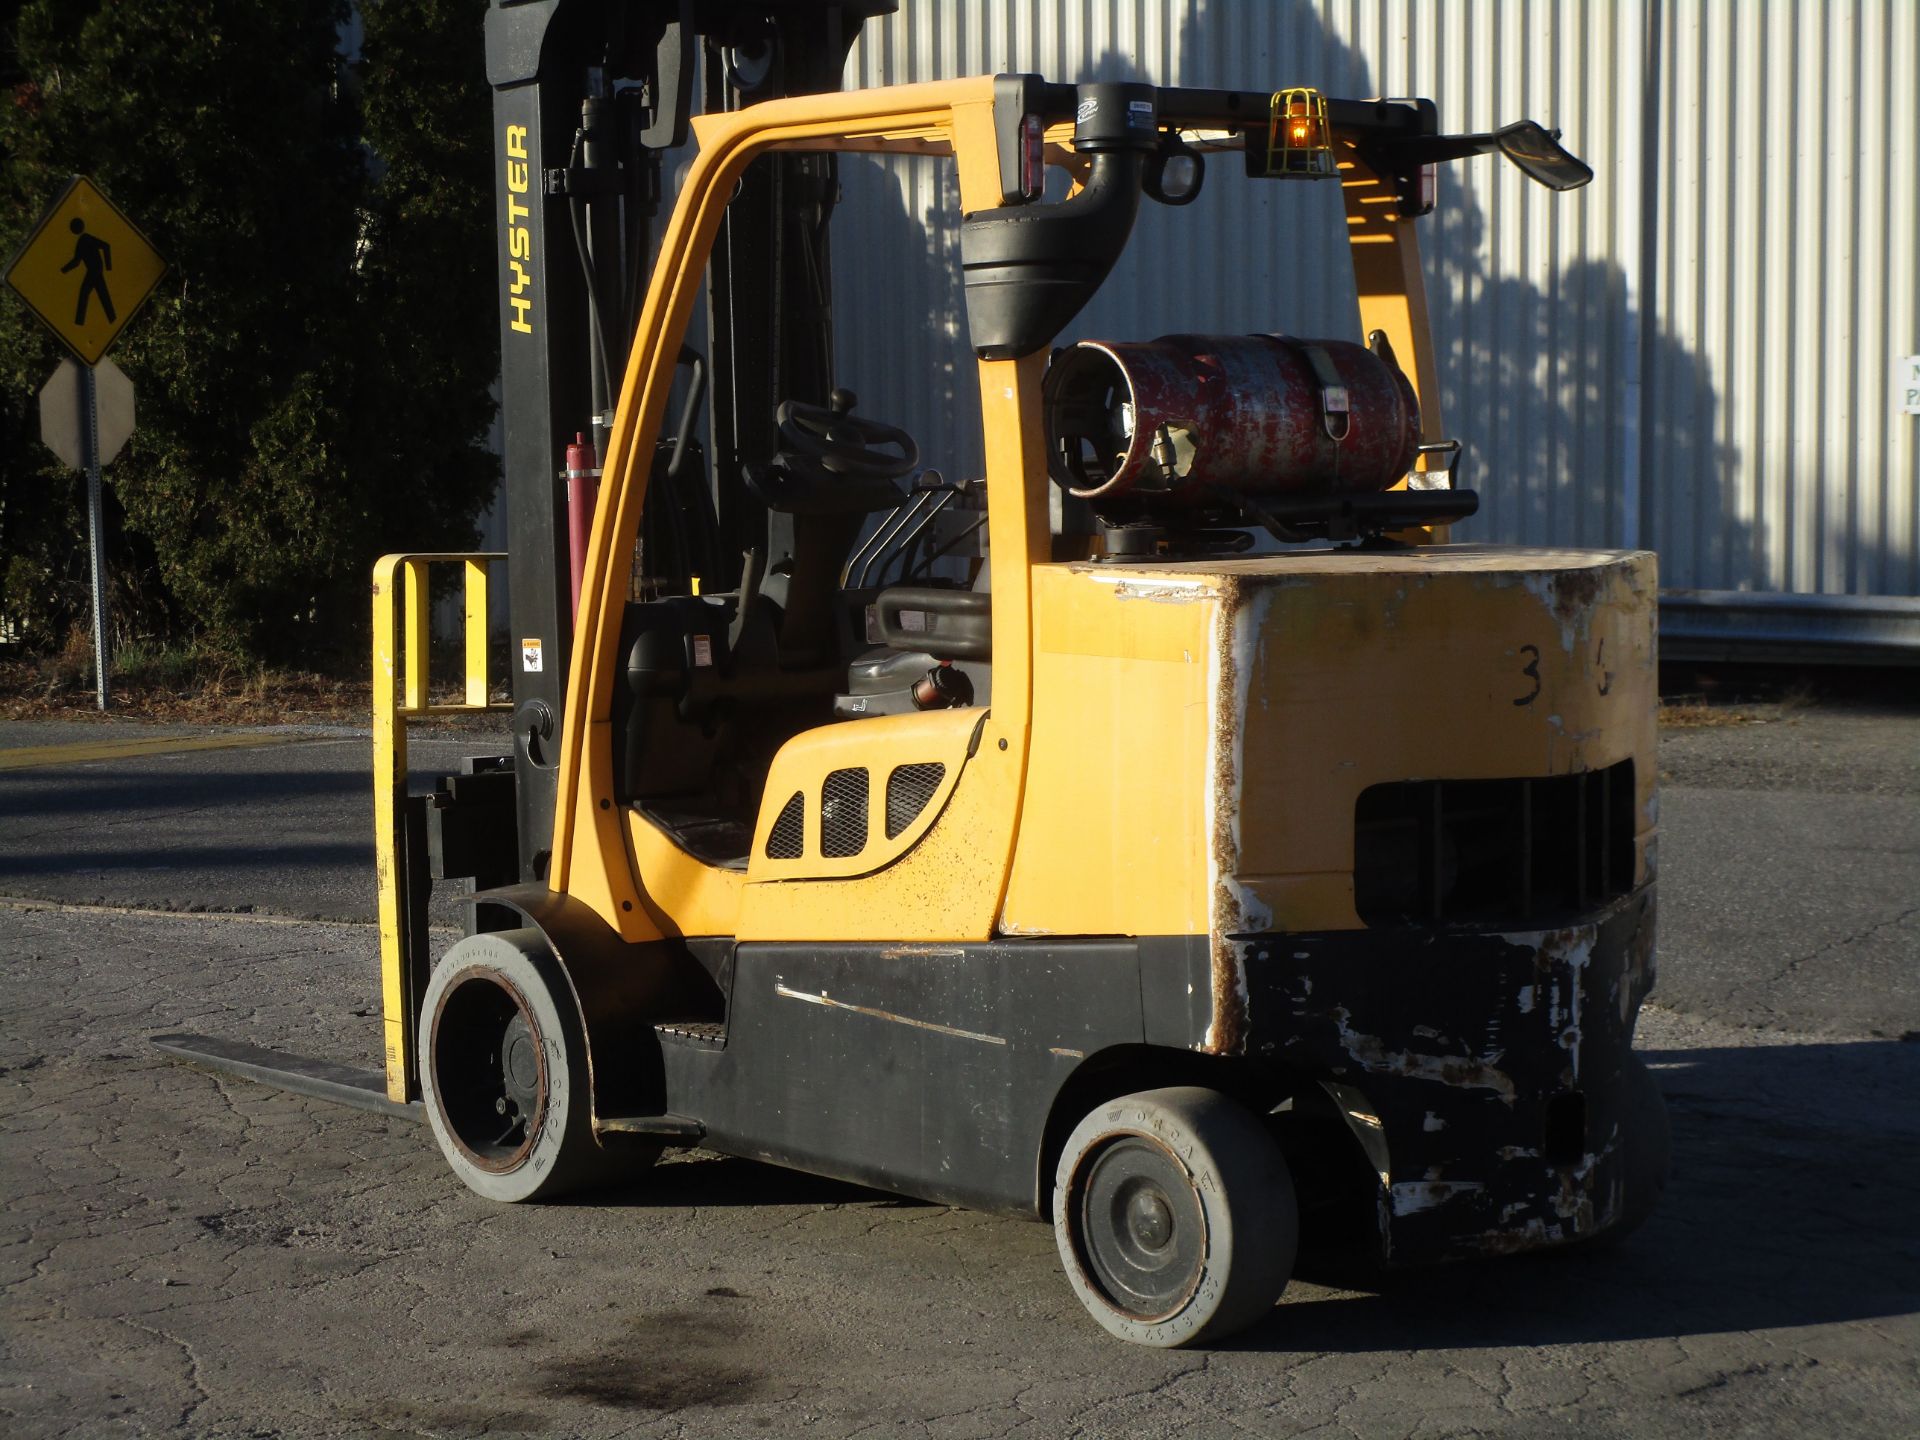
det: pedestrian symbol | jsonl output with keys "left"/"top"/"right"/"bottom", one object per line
{"left": 5, "top": 176, "right": 165, "bottom": 366}
{"left": 63, "top": 219, "right": 117, "bottom": 326}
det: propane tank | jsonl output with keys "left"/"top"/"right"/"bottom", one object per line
{"left": 564, "top": 432, "right": 600, "bottom": 624}
{"left": 1042, "top": 334, "right": 1420, "bottom": 513}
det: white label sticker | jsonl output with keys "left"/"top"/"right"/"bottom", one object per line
{"left": 691, "top": 634, "right": 714, "bottom": 667}
{"left": 520, "top": 638, "right": 543, "bottom": 673}
{"left": 899, "top": 609, "right": 927, "bottom": 633}
{"left": 1899, "top": 355, "right": 1920, "bottom": 416}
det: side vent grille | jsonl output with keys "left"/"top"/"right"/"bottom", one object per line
{"left": 885, "top": 762, "right": 947, "bottom": 838}
{"left": 765, "top": 791, "right": 805, "bottom": 860}
{"left": 820, "top": 768, "right": 870, "bottom": 858}
{"left": 1354, "top": 759, "right": 1635, "bottom": 926}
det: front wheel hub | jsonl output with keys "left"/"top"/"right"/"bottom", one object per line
{"left": 1074, "top": 1136, "right": 1208, "bottom": 1321}
{"left": 429, "top": 971, "right": 549, "bottom": 1173}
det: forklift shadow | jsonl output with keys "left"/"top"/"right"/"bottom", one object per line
{"left": 0, "top": 767, "right": 369, "bottom": 822}
{"left": 1230, "top": 1036, "right": 1920, "bottom": 1352}
{"left": 0, "top": 841, "right": 367, "bottom": 876}
{"left": 580, "top": 1150, "right": 930, "bottom": 1213}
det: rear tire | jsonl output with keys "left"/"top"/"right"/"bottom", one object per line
{"left": 1054, "top": 1086, "right": 1297, "bottom": 1347}
{"left": 1608, "top": 1053, "right": 1671, "bottom": 1241}
{"left": 1567, "top": 1053, "right": 1671, "bottom": 1253}
{"left": 420, "top": 929, "right": 637, "bottom": 1203}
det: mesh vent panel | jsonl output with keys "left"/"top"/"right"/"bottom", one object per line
{"left": 820, "top": 768, "right": 870, "bottom": 858}
{"left": 764, "top": 791, "right": 805, "bottom": 860}
{"left": 885, "top": 762, "right": 947, "bottom": 839}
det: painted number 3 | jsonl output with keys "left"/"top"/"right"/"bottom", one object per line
{"left": 1512, "top": 645, "right": 1542, "bottom": 707}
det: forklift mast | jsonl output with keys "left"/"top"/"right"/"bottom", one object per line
{"left": 485, "top": 0, "right": 894, "bottom": 885}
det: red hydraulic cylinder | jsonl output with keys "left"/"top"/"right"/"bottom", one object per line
{"left": 564, "top": 431, "right": 600, "bottom": 624}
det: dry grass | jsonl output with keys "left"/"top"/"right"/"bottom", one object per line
{"left": 1659, "top": 677, "right": 1823, "bottom": 729}
{"left": 0, "top": 652, "right": 370, "bottom": 726}
{"left": 1658, "top": 697, "right": 1754, "bottom": 729}
{"left": 0, "top": 621, "right": 530, "bottom": 729}
{"left": 0, "top": 625, "right": 519, "bottom": 731}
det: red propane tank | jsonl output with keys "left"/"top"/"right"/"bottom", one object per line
{"left": 1042, "top": 333, "right": 1420, "bottom": 511}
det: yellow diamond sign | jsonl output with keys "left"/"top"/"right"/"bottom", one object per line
{"left": 5, "top": 176, "right": 167, "bottom": 366}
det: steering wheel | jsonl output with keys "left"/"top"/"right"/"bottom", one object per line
{"left": 775, "top": 389, "right": 919, "bottom": 481}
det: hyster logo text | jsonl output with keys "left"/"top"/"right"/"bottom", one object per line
{"left": 505, "top": 125, "right": 533, "bottom": 335}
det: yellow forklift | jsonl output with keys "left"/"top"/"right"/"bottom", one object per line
{"left": 161, "top": 1, "right": 1668, "bottom": 1347}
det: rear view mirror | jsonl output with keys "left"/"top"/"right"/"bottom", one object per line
{"left": 1145, "top": 137, "right": 1206, "bottom": 206}
{"left": 1493, "top": 121, "right": 1593, "bottom": 191}
{"left": 1365, "top": 119, "right": 1594, "bottom": 201}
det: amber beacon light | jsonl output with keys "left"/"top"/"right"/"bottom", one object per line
{"left": 1266, "top": 87, "right": 1336, "bottom": 178}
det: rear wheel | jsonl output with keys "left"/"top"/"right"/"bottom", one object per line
{"left": 421, "top": 929, "right": 640, "bottom": 1202}
{"left": 1054, "top": 1086, "right": 1297, "bottom": 1347}
{"left": 1608, "top": 1053, "right": 1671, "bottom": 1241}
{"left": 1563, "top": 1053, "right": 1671, "bottom": 1254}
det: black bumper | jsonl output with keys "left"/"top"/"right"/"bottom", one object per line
{"left": 1236, "top": 888, "right": 1658, "bottom": 1263}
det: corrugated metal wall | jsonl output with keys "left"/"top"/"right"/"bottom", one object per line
{"left": 829, "top": 0, "right": 1919, "bottom": 609}
{"left": 1648, "top": 0, "right": 1917, "bottom": 598}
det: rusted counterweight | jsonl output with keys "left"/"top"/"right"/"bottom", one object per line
{"left": 1043, "top": 334, "right": 1421, "bottom": 512}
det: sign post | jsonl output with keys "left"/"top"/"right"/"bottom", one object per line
{"left": 82, "top": 368, "right": 110, "bottom": 709}
{"left": 5, "top": 177, "right": 166, "bottom": 710}
{"left": 39, "top": 357, "right": 137, "bottom": 706}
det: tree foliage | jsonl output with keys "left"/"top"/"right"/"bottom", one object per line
{"left": 0, "top": 0, "right": 498, "bottom": 666}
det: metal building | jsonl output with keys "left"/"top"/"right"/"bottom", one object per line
{"left": 828, "top": 0, "right": 1919, "bottom": 661}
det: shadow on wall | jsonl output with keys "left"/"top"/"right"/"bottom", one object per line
{"left": 834, "top": 151, "right": 973, "bottom": 481}
{"left": 832, "top": 0, "right": 1737, "bottom": 568}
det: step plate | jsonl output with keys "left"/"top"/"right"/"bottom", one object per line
{"left": 655, "top": 1020, "right": 727, "bottom": 1046}
{"left": 596, "top": 1113, "right": 707, "bottom": 1142}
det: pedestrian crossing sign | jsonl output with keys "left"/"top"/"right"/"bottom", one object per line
{"left": 5, "top": 175, "right": 167, "bottom": 366}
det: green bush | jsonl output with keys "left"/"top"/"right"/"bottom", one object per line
{"left": 0, "top": 0, "right": 499, "bottom": 669}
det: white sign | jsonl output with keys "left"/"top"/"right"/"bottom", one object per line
{"left": 1900, "top": 355, "right": 1920, "bottom": 416}
{"left": 39, "top": 357, "right": 135, "bottom": 470}
{"left": 521, "top": 637, "right": 543, "bottom": 672}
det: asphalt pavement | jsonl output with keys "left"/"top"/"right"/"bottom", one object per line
{"left": 1655, "top": 704, "right": 1919, "bottom": 1037}
{"left": 0, "top": 721, "right": 511, "bottom": 929}
{"left": 1, "top": 699, "right": 1916, "bottom": 1437}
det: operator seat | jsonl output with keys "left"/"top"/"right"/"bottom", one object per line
{"left": 835, "top": 562, "right": 993, "bottom": 719}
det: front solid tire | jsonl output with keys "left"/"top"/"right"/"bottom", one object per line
{"left": 1054, "top": 1086, "right": 1298, "bottom": 1347}
{"left": 420, "top": 929, "right": 624, "bottom": 1203}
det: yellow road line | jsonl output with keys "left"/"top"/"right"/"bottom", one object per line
{"left": 0, "top": 732, "right": 330, "bottom": 771}
{"left": 0, "top": 896, "right": 372, "bottom": 927}
{"left": 0, "top": 896, "right": 458, "bottom": 938}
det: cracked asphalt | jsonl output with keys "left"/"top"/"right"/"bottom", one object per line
{"left": 1654, "top": 705, "right": 1919, "bottom": 1037}
{"left": 1, "top": 700, "right": 1916, "bottom": 1437}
